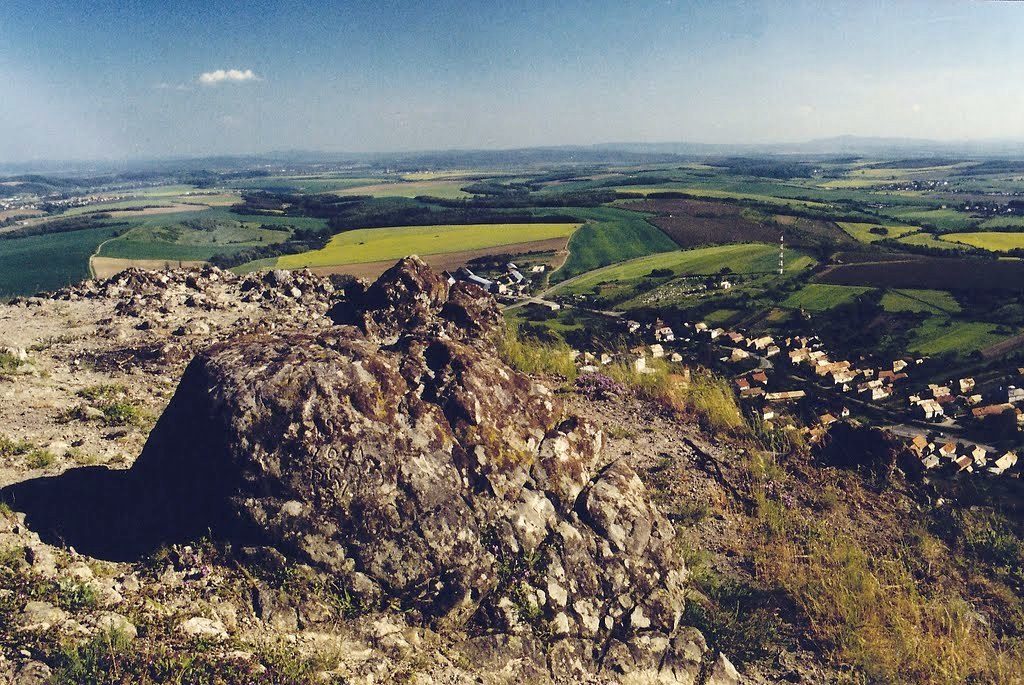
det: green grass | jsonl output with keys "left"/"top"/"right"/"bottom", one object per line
{"left": 896, "top": 232, "right": 968, "bottom": 251}
{"left": 605, "top": 360, "right": 745, "bottom": 433}
{"left": 60, "top": 199, "right": 177, "bottom": 217}
{"left": 979, "top": 216, "right": 1024, "bottom": 230}
{"left": 337, "top": 180, "right": 472, "bottom": 199}
{"left": 276, "top": 222, "right": 579, "bottom": 268}
{"left": 837, "top": 222, "right": 918, "bottom": 243}
{"left": 610, "top": 185, "right": 830, "bottom": 209}
{"left": 783, "top": 284, "right": 873, "bottom": 311}
{"left": 0, "top": 225, "right": 122, "bottom": 299}
{"left": 551, "top": 206, "right": 678, "bottom": 283}
{"left": 939, "top": 231, "right": 1024, "bottom": 252}
{"left": 909, "top": 318, "right": 1009, "bottom": 356}
{"left": 552, "top": 243, "right": 815, "bottom": 295}
{"left": 880, "top": 289, "right": 961, "bottom": 314}
{"left": 703, "top": 308, "right": 742, "bottom": 326}
{"left": 100, "top": 222, "right": 290, "bottom": 261}
{"left": 497, "top": 324, "right": 578, "bottom": 381}
{"left": 95, "top": 207, "right": 320, "bottom": 261}
{"left": 227, "top": 175, "right": 382, "bottom": 193}
{"left": 881, "top": 207, "right": 979, "bottom": 233}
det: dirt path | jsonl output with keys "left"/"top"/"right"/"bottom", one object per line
{"left": 88, "top": 237, "right": 117, "bottom": 278}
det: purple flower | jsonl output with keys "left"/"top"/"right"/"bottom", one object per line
{"left": 575, "top": 373, "right": 626, "bottom": 399}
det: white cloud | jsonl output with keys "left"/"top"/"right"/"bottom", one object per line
{"left": 155, "top": 82, "right": 192, "bottom": 91}
{"left": 198, "top": 68, "right": 260, "bottom": 86}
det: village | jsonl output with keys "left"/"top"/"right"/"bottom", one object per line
{"left": 478, "top": 262, "right": 1023, "bottom": 481}
{"left": 602, "top": 318, "right": 1020, "bottom": 477}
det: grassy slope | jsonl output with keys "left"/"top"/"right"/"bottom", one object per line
{"left": 837, "top": 222, "right": 917, "bottom": 243}
{"left": 553, "top": 243, "right": 815, "bottom": 295}
{"left": 97, "top": 208, "right": 325, "bottom": 261}
{"left": 550, "top": 207, "right": 677, "bottom": 283}
{"left": 909, "top": 318, "right": 1009, "bottom": 356}
{"left": 610, "top": 186, "right": 830, "bottom": 209}
{"left": 881, "top": 207, "right": 979, "bottom": 233}
{"left": 783, "top": 284, "right": 872, "bottom": 311}
{"left": 0, "top": 226, "right": 121, "bottom": 299}
{"left": 880, "top": 289, "right": 961, "bottom": 314}
{"left": 896, "top": 232, "right": 967, "bottom": 251}
{"left": 276, "top": 223, "right": 579, "bottom": 268}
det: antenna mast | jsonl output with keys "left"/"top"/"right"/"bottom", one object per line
{"left": 778, "top": 234, "right": 784, "bottom": 275}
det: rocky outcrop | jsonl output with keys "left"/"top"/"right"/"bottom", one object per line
{"left": 0, "top": 257, "right": 736, "bottom": 681}
{"left": 108, "top": 257, "right": 694, "bottom": 678}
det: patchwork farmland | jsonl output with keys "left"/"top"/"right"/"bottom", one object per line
{"left": 275, "top": 222, "right": 580, "bottom": 272}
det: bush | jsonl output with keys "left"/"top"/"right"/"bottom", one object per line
{"left": 0, "top": 352, "right": 20, "bottom": 373}
{"left": 25, "top": 448, "right": 55, "bottom": 470}
{"left": 0, "top": 435, "right": 32, "bottom": 458}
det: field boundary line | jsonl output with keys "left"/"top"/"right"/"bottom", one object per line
{"left": 887, "top": 288, "right": 957, "bottom": 315}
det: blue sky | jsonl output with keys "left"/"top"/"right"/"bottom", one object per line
{"left": 2, "top": 0, "right": 1023, "bottom": 160}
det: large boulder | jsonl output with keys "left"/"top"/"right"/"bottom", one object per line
{"left": 11, "top": 257, "right": 694, "bottom": 677}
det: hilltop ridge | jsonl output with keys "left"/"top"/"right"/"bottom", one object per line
{"left": 0, "top": 260, "right": 1021, "bottom": 683}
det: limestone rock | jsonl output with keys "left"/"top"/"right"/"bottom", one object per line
{"left": 178, "top": 616, "right": 228, "bottom": 641}
{"left": 18, "top": 601, "right": 66, "bottom": 632}
{"left": 94, "top": 612, "right": 137, "bottom": 640}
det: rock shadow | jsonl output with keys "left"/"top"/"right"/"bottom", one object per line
{"left": 0, "top": 355, "right": 258, "bottom": 562}
{"left": 0, "top": 466, "right": 210, "bottom": 561}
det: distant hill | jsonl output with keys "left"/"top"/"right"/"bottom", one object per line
{"left": 8, "top": 135, "right": 1024, "bottom": 177}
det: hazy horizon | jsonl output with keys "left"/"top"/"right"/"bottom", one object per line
{"left": 4, "top": 0, "right": 1024, "bottom": 162}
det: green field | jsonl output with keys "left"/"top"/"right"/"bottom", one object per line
{"left": 783, "top": 284, "right": 872, "bottom": 311}
{"left": 338, "top": 180, "right": 472, "bottom": 199}
{"left": 609, "top": 186, "right": 829, "bottom": 209}
{"left": 896, "top": 232, "right": 967, "bottom": 251}
{"left": 837, "top": 222, "right": 917, "bottom": 243}
{"left": 99, "top": 222, "right": 290, "bottom": 261}
{"left": 0, "top": 225, "right": 122, "bottom": 298}
{"left": 228, "top": 175, "right": 382, "bottom": 193}
{"left": 552, "top": 243, "right": 815, "bottom": 295}
{"left": 880, "top": 207, "right": 978, "bottom": 233}
{"left": 61, "top": 199, "right": 179, "bottom": 217}
{"left": 979, "top": 216, "right": 1024, "bottom": 230}
{"left": 550, "top": 206, "right": 677, "bottom": 283}
{"left": 939, "top": 232, "right": 1024, "bottom": 252}
{"left": 908, "top": 318, "right": 1009, "bottom": 356}
{"left": 92, "top": 207, "right": 323, "bottom": 261}
{"left": 703, "top": 308, "right": 742, "bottom": 326}
{"left": 880, "top": 289, "right": 961, "bottom": 314}
{"left": 276, "top": 223, "right": 580, "bottom": 268}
